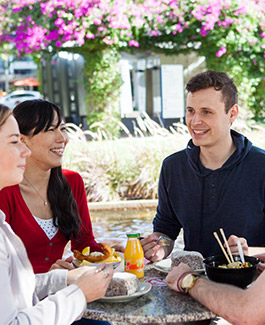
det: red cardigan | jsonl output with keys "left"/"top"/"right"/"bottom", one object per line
{"left": 0, "top": 169, "right": 100, "bottom": 273}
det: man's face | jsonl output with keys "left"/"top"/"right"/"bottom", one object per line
{"left": 185, "top": 87, "right": 237, "bottom": 149}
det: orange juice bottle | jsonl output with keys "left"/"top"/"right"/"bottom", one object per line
{"left": 124, "top": 233, "right": 144, "bottom": 279}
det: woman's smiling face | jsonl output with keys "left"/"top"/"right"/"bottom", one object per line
{"left": 0, "top": 115, "right": 31, "bottom": 189}
{"left": 22, "top": 113, "right": 69, "bottom": 170}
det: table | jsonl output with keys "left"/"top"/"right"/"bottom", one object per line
{"left": 83, "top": 263, "right": 216, "bottom": 324}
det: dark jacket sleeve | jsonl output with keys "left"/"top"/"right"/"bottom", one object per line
{"left": 153, "top": 162, "right": 182, "bottom": 240}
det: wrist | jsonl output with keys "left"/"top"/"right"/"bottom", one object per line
{"left": 177, "top": 271, "right": 200, "bottom": 294}
{"left": 162, "top": 244, "right": 172, "bottom": 258}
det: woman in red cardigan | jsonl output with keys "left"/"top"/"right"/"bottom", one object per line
{"left": 0, "top": 99, "right": 102, "bottom": 274}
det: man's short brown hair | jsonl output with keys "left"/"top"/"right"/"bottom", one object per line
{"left": 186, "top": 70, "right": 238, "bottom": 113}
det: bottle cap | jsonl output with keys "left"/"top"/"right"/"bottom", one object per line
{"left": 127, "top": 233, "right": 140, "bottom": 238}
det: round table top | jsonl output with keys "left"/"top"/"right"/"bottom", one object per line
{"left": 84, "top": 263, "right": 215, "bottom": 324}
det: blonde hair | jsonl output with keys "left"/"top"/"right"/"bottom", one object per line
{"left": 0, "top": 104, "right": 12, "bottom": 129}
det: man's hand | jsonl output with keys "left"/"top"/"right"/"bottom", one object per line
{"left": 225, "top": 235, "right": 248, "bottom": 255}
{"left": 166, "top": 263, "right": 193, "bottom": 292}
{"left": 49, "top": 256, "right": 75, "bottom": 271}
{"left": 253, "top": 253, "right": 265, "bottom": 274}
{"left": 141, "top": 233, "right": 173, "bottom": 262}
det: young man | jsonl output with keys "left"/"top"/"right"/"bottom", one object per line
{"left": 142, "top": 70, "right": 265, "bottom": 262}
{"left": 165, "top": 254, "right": 265, "bottom": 324}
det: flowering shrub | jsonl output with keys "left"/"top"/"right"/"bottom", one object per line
{"left": 0, "top": 0, "right": 264, "bottom": 117}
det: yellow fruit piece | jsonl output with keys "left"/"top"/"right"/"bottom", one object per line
{"left": 81, "top": 246, "right": 90, "bottom": 256}
{"left": 114, "top": 252, "right": 122, "bottom": 262}
{"left": 80, "top": 260, "right": 92, "bottom": 266}
{"left": 105, "top": 251, "right": 122, "bottom": 263}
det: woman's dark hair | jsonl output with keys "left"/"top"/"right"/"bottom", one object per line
{"left": 186, "top": 70, "right": 238, "bottom": 113}
{"left": 13, "top": 99, "right": 81, "bottom": 240}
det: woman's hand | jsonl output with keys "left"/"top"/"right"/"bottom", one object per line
{"left": 111, "top": 243, "right": 125, "bottom": 253}
{"left": 166, "top": 263, "right": 193, "bottom": 292}
{"left": 49, "top": 256, "right": 75, "bottom": 271}
{"left": 72, "top": 264, "right": 114, "bottom": 302}
{"left": 67, "top": 265, "right": 97, "bottom": 285}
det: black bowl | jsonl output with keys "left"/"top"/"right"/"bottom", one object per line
{"left": 203, "top": 255, "right": 260, "bottom": 288}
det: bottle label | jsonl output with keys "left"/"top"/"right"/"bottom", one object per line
{"left": 125, "top": 259, "right": 144, "bottom": 271}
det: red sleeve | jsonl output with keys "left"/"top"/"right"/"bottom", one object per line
{"left": 0, "top": 185, "right": 18, "bottom": 223}
{"left": 63, "top": 170, "right": 101, "bottom": 252}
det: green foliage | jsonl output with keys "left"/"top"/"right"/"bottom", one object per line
{"left": 63, "top": 134, "right": 186, "bottom": 202}
{"left": 81, "top": 47, "right": 122, "bottom": 137}
{"left": 63, "top": 120, "right": 190, "bottom": 201}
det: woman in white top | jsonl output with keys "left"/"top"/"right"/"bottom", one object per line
{"left": 0, "top": 103, "right": 113, "bottom": 324}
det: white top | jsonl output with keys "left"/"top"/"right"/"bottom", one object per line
{"left": 0, "top": 210, "right": 86, "bottom": 324}
{"left": 33, "top": 216, "right": 58, "bottom": 240}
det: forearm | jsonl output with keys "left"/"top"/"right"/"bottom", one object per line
{"left": 35, "top": 269, "right": 68, "bottom": 299}
{"left": 189, "top": 277, "right": 263, "bottom": 325}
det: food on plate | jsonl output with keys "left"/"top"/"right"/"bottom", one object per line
{"left": 74, "top": 243, "right": 112, "bottom": 263}
{"left": 105, "top": 272, "right": 139, "bottom": 297}
{"left": 218, "top": 261, "right": 253, "bottom": 269}
{"left": 73, "top": 243, "right": 122, "bottom": 265}
{"left": 81, "top": 246, "right": 90, "bottom": 256}
{"left": 171, "top": 251, "right": 204, "bottom": 269}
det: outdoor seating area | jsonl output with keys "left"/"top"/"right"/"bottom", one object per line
{"left": 0, "top": 1, "right": 265, "bottom": 325}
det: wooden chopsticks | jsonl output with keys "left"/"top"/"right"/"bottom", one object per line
{"left": 213, "top": 228, "right": 235, "bottom": 264}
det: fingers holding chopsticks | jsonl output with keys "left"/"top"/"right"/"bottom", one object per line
{"left": 213, "top": 229, "right": 249, "bottom": 262}
{"left": 225, "top": 235, "right": 249, "bottom": 256}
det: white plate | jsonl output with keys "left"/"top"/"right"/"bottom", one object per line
{"left": 153, "top": 258, "right": 205, "bottom": 275}
{"left": 153, "top": 258, "right": 172, "bottom": 273}
{"left": 98, "top": 282, "right": 152, "bottom": 303}
{"left": 73, "top": 260, "right": 121, "bottom": 268}
{"left": 73, "top": 253, "right": 124, "bottom": 270}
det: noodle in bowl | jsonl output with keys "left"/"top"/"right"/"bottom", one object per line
{"left": 204, "top": 255, "right": 260, "bottom": 288}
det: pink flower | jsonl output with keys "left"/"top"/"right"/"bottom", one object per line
{"left": 129, "top": 40, "right": 139, "bottom": 47}
{"left": 55, "top": 18, "right": 64, "bottom": 27}
{"left": 103, "top": 37, "right": 115, "bottom": 45}
{"left": 151, "top": 30, "right": 159, "bottom": 36}
{"left": 94, "top": 19, "right": 101, "bottom": 26}
{"left": 216, "top": 46, "right": 227, "bottom": 57}
{"left": 86, "top": 33, "right": 95, "bottom": 39}
{"left": 47, "top": 30, "right": 59, "bottom": 41}
{"left": 156, "top": 15, "right": 163, "bottom": 24}
{"left": 175, "top": 23, "right": 183, "bottom": 33}
{"left": 200, "top": 26, "right": 207, "bottom": 37}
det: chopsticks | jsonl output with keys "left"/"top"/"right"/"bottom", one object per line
{"left": 220, "top": 228, "right": 235, "bottom": 263}
{"left": 213, "top": 228, "right": 235, "bottom": 264}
